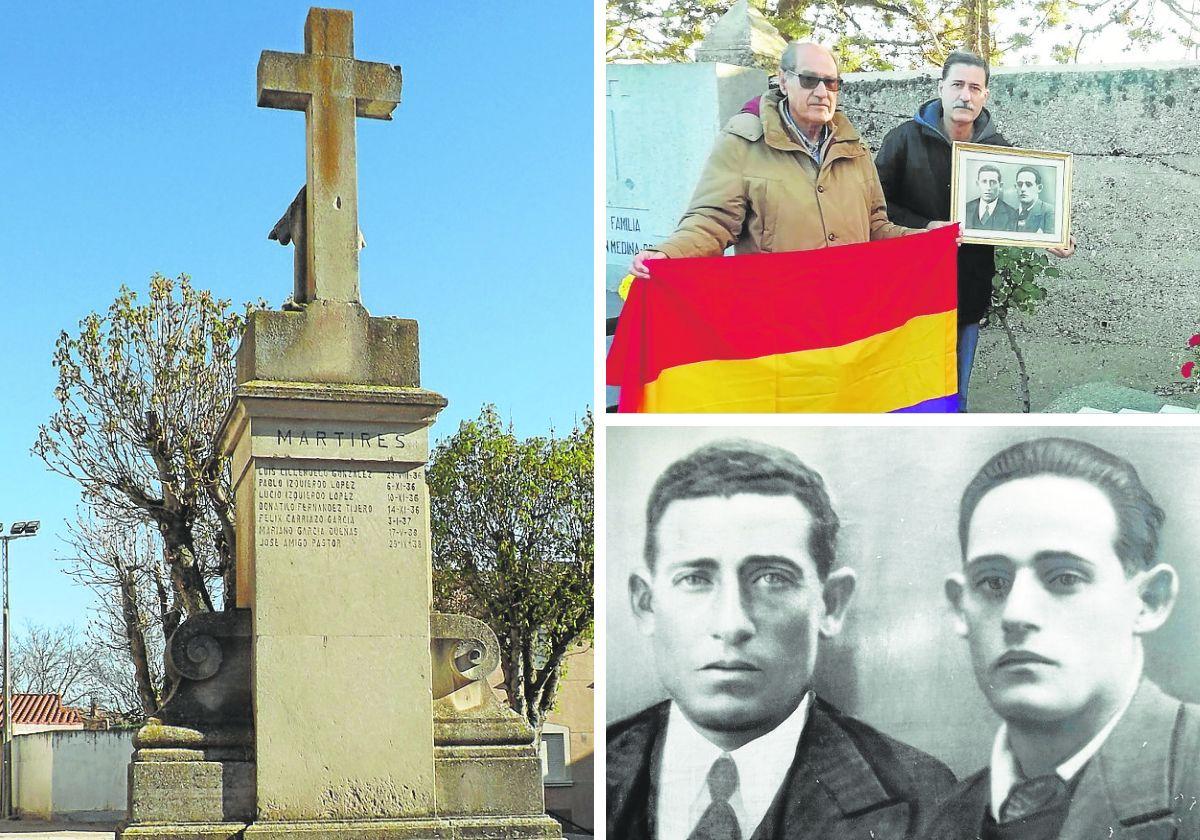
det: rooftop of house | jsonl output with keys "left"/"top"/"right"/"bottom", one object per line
{"left": 6, "top": 693, "right": 83, "bottom": 727}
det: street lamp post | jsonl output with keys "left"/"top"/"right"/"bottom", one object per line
{"left": 0, "top": 521, "right": 39, "bottom": 820}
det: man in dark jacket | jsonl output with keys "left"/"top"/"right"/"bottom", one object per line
{"left": 874, "top": 51, "right": 1073, "bottom": 411}
{"left": 1014, "top": 166, "right": 1055, "bottom": 234}
{"left": 608, "top": 439, "right": 956, "bottom": 840}
{"left": 964, "top": 165, "right": 1019, "bottom": 231}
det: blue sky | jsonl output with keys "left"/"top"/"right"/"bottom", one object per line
{"left": 0, "top": 3, "right": 593, "bottom": 635}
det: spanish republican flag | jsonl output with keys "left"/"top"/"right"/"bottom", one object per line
{"left": 607, "top": 225, "right": 959, "bottom": 413}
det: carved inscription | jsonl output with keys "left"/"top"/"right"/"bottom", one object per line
{"left": 255, "top": 464, "right": 425, "bottom": 552}
{"left": 251, "top": 425, "right": 429, "bottom": 463}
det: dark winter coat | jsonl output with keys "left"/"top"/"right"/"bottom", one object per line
{"left": 921, "top": 680, "right": 1200, "bottom": 840}
{"left": 874, "top": 100, "right": 1011, "bottom": 325}
{"left": 608, "top": 698, "right": 956, "bottom": 840}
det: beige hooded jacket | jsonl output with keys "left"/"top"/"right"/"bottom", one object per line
{"left": 654, "top": 88, "right": 912, "bottom": 259}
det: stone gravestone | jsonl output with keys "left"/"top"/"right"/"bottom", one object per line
{"left": 605, "top": 4, "right": 782, "bottom": 408}
{"left": 119, "top": 8, "right": 560, "bottom": 839}
{"left": 604, "top": 2, "right": 782, "bottom": 295}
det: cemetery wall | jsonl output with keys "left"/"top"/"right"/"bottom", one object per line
{"left": 13, "top": 732, "right": 53, "bottom": 819}
{"left": 14, "top": 729, "right": 133, "bottom": 821}
{"left": 839, "top": 62, "right": 1200, "bottom": 410}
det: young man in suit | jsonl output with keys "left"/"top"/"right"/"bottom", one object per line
{"left": 964, "top": 165, "right": 1019, "bottom": 231}
{"left": 608, "top": 439, "right": 956, "bottom": 840}
{"left": 927, "top": 437, "right": 1200, "bottom": 839}
{"left": 1013, "top": 166, "right": 1055, "bottom": 234}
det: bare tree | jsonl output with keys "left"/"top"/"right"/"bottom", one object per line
{"left": 62, "top": 513, "right": 169, "bottom": 717}
{"left": 11, "top": 623, "right": 92, "bottom": 706}
{"left": 607, "top": 0, "right": 1200, "bottom": 68}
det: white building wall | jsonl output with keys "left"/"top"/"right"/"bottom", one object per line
{"left": 14, "top": 723, "right": 83, "bottom": 736}
{"left": 13, "top": 729, "right": 133, "bottom": 821}
{"left": 50, "top": 730, "right": 133, "bottom": 820}
{"left": 13, "top": 732, "right": 54, "bottom": 819}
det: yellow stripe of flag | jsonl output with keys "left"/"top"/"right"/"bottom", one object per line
{"left": 643, "top": 311, "right": 957, "bottom": 413}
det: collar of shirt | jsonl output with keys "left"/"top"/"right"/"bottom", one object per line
{"left": 778, "top": 98, "right": 829, "bottom": 165}
{"left": 978, "top": 197, "right": 998, "bottom": 219}
{"left": 988, "top": 677, "right": 1140, "bottom": 820}
{"left": 657, "top": 692, "right": 814, "bottom": 840}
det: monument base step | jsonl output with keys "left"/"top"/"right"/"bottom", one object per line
{"left": 242, "top": 815, "right": 561, "bottom": 839}
{"left": 118, "top": 822, "right": 249, "bottom": 840}
{"left": 128, "top": 758, "right": 255, "bottom": 823}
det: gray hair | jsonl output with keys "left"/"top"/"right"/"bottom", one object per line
{"left": 780, "top": 41, "right": 840, "bottom": 76}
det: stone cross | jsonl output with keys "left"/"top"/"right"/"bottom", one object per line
{"left": 258, "top": 7, "right": 402, "bottom": 305}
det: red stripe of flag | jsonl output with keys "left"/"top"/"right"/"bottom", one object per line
{"left": 606, "top": 226, "right": 959, "bottom": 409}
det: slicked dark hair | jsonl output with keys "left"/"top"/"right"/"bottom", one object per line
{"left": 942, "top": 50, "right": 990, "bottom": 85}
{"left": 977, "top": 164, "right": 1002, "bottom": 183}
{"left": 644, "top": 439, "right": 839, "bottom": 579}
{"left": 959, "top": 438, "right": 1166, "bottom": 575}
{"left": 1016, "top": 166, "right": 1043, "bottom": 187}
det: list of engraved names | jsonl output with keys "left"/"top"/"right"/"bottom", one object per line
{"left": 255, "top": 464, "right": 424, "bottom": 552}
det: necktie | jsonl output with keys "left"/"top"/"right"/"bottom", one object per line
{"left": 999, "top": 774, "right": 1068, "bottom": 823}
{"left": 687, "top": 754, "right": 741, "bottom": 840}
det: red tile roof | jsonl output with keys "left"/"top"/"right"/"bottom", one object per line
{"left": 6, "top": 694, "right": 83, "bottom": 727}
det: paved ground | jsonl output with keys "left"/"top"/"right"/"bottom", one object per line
{"left": 0, "top": 822, "right": 117, "bottom": 839}
{"left": 0, "top": 824, "right": 589, "bottom": 839}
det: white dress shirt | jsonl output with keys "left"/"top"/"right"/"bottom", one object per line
{"left": 656, "top": 692, "right": 813, "bottom": 840}
{"left": 977, "top": 197, "right": 999, "bottom": 220}
{"left": 988, "top": 677, "right": 1139, "bottom": 820}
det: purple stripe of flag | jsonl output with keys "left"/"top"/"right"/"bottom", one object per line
{"left": 892, "top": 394, "right": 959, "bottom": 413}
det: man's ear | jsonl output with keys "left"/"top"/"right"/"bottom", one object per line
{"left": 818, "top": 568, "right": 857, "bottom": 639}
{"left": 1133, "top": 563, "right": 1179, "bottom": 635}
{"left": 629, "top": 570, "right": 655, "bottom": 636}
{"left": 945, "top": 573, "right": 968, "bottom": 638}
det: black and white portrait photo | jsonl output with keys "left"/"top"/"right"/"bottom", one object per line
{"left": 606, "top": 425, "right": 1200, "bottom": 840}
{"left": 951, "top": 142, "right": 1072, "bottom": 249}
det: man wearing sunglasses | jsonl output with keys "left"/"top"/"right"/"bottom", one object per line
{"left": 629, "top": 42, "right": 912, "bottom": 280}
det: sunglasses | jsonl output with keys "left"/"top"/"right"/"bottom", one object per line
{"left": 786, "top": 70, "right": 843, "bottom": 92}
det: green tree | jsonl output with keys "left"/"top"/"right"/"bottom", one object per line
{"left": 427, "top": 407, "right": 594, "bottom": 735}
{"left": 607, "top": 0, "right": 1199, "bottom": 69}
{"left": 34, "top": 275, "right": 253, "bottom": 709}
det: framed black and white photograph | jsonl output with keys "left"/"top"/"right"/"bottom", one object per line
{"left": 951, "top": 142, "right": 1073, "bottom": 249}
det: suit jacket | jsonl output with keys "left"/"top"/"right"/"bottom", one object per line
{"left": 1014, "top": 199, "right": 1054, "bottom": 234}
{"left": 922, "top": 679, "right": 1200, "bottom": 840}
{"left": 964, "top": 197, "right": 1019, "bottom": 232}
{"left": 608, "top": 698, "right": 957, "bottom": 840}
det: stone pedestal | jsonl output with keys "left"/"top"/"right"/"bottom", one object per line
{"left": 119, "top": 611, "right": 256, "bottom": 840}
{"left": 219, "top": 306, "right": 447, "bottom": 836}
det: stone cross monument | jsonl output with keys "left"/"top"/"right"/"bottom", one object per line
{"left": 258, "top": 9, "right": 400, "bottom": 305}
{"left": 119, "top": 8, "right": 560, "bottom": 840}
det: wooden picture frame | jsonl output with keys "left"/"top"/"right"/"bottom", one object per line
{"left": 950, "top": 142, "right": 1073, "bottom": 249}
